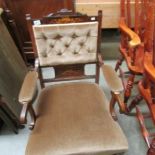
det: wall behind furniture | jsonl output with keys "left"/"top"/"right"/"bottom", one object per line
{"left": 76, "top": 0, "right": 135, "bottom": 28}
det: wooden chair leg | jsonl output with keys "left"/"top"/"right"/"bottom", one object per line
{"left": 128, "top": 94, "right": 143, "bottom": 112}
{"left": 124, "top": 74, "right": 135, "bottom": 103}
{"left": 115, "top": 56, "right": 124, "bottom": 71}
{"left": 136, "top": 106, "right": 150, "bottom": 147}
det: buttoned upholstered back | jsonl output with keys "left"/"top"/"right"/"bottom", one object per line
{"left": 33, "top": 22, "right": 98, "bottom": 66}
{"left": 26, "top": 10, "right": 102, "bottom": 88}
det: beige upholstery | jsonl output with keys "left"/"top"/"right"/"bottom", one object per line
{"left": 26, "top": 82, "right": 128, "bottom": 155}
{"left": 33, "top": 22, "right": 98, "bottom": 66}
{"left": 18, "top": 71, "right": 38, "bottom": 103}
{"left": 101, "top": 65, "right": 124, "bottom": 92}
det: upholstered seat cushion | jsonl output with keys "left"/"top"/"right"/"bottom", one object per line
{"left": 26, "top": 82, "right": 128, "bottom": 155}
{"left": 18, "top": 71, "right": 38, "bottom": 103}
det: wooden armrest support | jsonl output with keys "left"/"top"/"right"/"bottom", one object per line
{"left": 119, "top": 18, "right": 141, "bottom": 48}
{"left": 20, "top": 103, "right": 36, "bottom": 130}
{"left": 18, "top": 71, "right": 38, "bottom": 104}
{"left": 20, "top": 103, "right": 29, "bottom": 124}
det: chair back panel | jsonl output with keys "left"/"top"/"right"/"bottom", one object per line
{"left": 32, "top": 22, "right": 98, "bottom": 66}
{"left": 26, "top": 10, "right": 102, "bottom": 86}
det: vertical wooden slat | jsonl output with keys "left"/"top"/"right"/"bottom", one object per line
{"left": 144, "top": 0, "right": 154, "bottom": 53}
{"left": 134, "top": 0, "right": 139, "bottom": 33}
{"left": 153, "top": 0, "right": 155, "bottom": 66}
{"left": 120, "top": 0, "right": 125, "bottom": 18}
{"left": 127, "top": 0, "right": 131, "bottom": 28}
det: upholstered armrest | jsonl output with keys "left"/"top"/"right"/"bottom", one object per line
{"left": 98, "top": 55, "right": 127, "bottom": 116}
{"left": 101, "top": 64, "right": 124, "bottom": 93}
{"left": 119, "top": 18, "right": 141, "bottom": 48}
{"left": 98, "top": 54, "right": 123, "bottom": 92}
{"left": 18, "top": 71, "right": 38, "bottom": 103}
{"left": 18, "top": 71, "right": 38, "bottom": 129}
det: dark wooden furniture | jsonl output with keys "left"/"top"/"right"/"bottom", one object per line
{"left": 18, "top": 10, "right": 128, "bottom": 155}
{"left": 0, "top": 96, "right": 19, "bottom": 133}
{"left": 115, "top": 0, "right": 154, "bottom": 112}
{"left": 1, "top": 0, "right": 75, "bottom": 63}
{"left": 0, "top": 8, "right": 28, "bottom": 132}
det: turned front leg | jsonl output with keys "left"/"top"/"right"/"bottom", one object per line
{"left": 124, "top": 74, "right": 135, "bottom": 103}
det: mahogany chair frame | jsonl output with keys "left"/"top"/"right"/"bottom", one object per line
{"left": 115, "top": 0, "right": 155, "bottom": 113}
{"left": 26, "top": 9, "right": 102, "bottom": 88}
{"left": 136, "top": 53, "right": 155, "bottom": 151}
{"left": 135, "top": 1, "right": 155, "bottom": 153}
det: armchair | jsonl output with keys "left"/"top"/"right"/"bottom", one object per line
{"left": 136, "top": 53, "right": 155, "bottom": 150}
{"left": 18, "top": 10, "right": 128, "bottom": 155}
{"left": 115, "top": 0, "right": 154, "bottom": 112}
{"left": 135, "top": 2, "right": 155, "bottom": 151}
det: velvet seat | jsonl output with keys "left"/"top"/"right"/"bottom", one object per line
{"left": 25, "top": 82, "right": 128, "bottom": 155}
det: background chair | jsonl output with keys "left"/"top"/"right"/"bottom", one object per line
{"left": 115, "top": 0, "right": 154, "bottom": 112}
{"left": 136, "top": 52, "right": 155, "bottom": 148}
{"left": 18, "top": 10, "right": 128, "bottom": 155}
{"left": 136, "top": 19, "right": 155, "bottom": 151}
{"left": 135, "top": 0, "right": 155, "bottom": 151}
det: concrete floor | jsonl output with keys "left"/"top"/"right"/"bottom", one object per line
{"left": 0, "top": 61, "right": 150, "bottom": 155}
